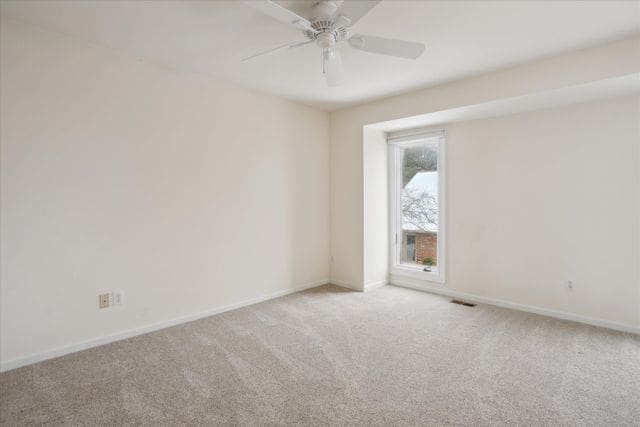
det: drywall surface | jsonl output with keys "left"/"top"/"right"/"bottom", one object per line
{"left": 359, "top": 96, "right": 640, "bottom": 327}
{"left": 330, "top": 36, "right": 639, "bottom": 292}
{"left": 447, "top": 97, "right": 638, "bottom": 325}
{"left": 362, "top": 128, "right": 388, "bottom": 289}
{"left": 0, "top": 19, "right": 330, "bottom": 365}
{"left": 333, "top": 36, "right": 640, "bottom": 327}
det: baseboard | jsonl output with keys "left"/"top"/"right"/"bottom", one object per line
{"left": 329, "top": 278, "right": 363, "bottom": 291}
{"left": 0, "top": 279, "right": 329, "bottom": 373}
{"left": 364, "top": 280, "right": 388, "bottom": 292}
{"left": 390, "top": 279, "right": 640, "bottom": 335}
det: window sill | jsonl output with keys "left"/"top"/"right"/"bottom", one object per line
{"left": 390, "top": 265, "right": 445, "bottom": 284}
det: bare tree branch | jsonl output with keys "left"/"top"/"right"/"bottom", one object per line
{"left": 402, "top": 189, "right": 437, "bottom": 232}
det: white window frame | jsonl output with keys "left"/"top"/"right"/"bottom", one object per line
{"left": 388, "top": 130, "right": 446, "bottom": 284}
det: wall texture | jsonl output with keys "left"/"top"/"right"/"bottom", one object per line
{"left": 361, "top": 127, "right": 388, "bottom": 289}
{"left": 332, "top": 36, "right": 640, "bottom": 329}
{"left": 1, "top": 18, "right": 638, "bottom": 370}
{"left": 440, "top": 97, "right": 638, "bottom": 326}
{"left": 0, "top": 19, "right": 330, "bottom": 366}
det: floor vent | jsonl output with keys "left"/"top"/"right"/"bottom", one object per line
{"left": 451, "top": 300, "right": 476, "bottom": 307}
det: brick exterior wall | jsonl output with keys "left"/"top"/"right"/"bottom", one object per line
{"left": 415, "top": 232, "right": 437, "bottom": 264}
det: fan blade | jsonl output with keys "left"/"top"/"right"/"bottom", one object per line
{"left": 331, "top": 14, "right": 351, "bottom": 30}
{"left": 323, "top": 49, "right": 343, "bottom": 87}
{"left": 242, "top": 40, "right": 312, "bottom": 62}
{"left": 332, "top": 1, "right": 380, "bottom": 27}
{"left": 242, "top": 0, "right": 315, "bottom": 32}
{"left": 348, "top": 34, "right": 425, "bottom": 59}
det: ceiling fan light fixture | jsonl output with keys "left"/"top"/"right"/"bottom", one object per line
{"left": 241, "top": 1, "right": 426, "bottom": 87}
{"left": 316, "top": 32, "right": 336, "bottom": 49}
{"left": 322, "top": 48, "right": 343, "bottom": 87}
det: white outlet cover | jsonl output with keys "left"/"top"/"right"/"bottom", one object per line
{"left": 113, "top": 290, "right": 124, "bottom": 305}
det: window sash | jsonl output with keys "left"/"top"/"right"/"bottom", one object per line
{"left": 387, "top": 129, "right": 445, "bottom": 145}
{"left": 388, "top": 131, "right": 446, "bottom": 284}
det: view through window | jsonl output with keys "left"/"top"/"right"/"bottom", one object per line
{"left": 390, "top": 131, "right": 444, "bottom": 280}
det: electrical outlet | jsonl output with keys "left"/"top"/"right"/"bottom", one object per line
{"left": 99, "top": 293, "right": 110, "bottom": 309}
{"left": 567, "top": 280, "right": 575, "bottom": 290}
{"left": 113, "top": 290, "right": 124, "bottom": 306}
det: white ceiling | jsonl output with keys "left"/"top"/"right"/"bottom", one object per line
{"left": 1, "top": 1, "right": 639, "bottom": 111}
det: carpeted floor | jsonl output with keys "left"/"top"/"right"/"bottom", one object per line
{"left": 1, "top": 284, "right": 639, "bottom": 426}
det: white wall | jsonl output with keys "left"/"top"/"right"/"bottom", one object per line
{"left": 333, "top": 36, "right": 640, "bottom": 329}
{"left": 1, "top": 18, "right": 638, "bottom": 371}
{"left": 362, "top": 128, "right": 388, "bottom": 290}
{"left": 394, "top": 97, "right": 638, "bottom": 327}
{"left": 0, "top": 19, "right": 330, "bottom": 367}
{"left": 331, "top": 36, "right": 640, "bottom": 292}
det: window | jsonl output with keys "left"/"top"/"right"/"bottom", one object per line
{"left": 389, "top": 130, "right": 445, "bottom": 283}
{"left": 405, "top": 234, "right": 416, "bottom": 262}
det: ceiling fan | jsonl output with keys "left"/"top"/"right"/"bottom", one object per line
{"left": 241, "top": 0, "right": 426, "bottom": 86}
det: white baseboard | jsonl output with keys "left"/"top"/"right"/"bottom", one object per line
{"left": 7, "top": 277, "right": 633, "bottom": 373}
{"left": 391, "top": 278, "right": 640, "bottom": 335}
{"left": 0, "top": 279, "right": 329, "bottom": 373}
{"left": 329, "top": 278, "right": 363, "bottom": 291}
{"left": 364, "top": 280, "right": 388, "bottom": 292}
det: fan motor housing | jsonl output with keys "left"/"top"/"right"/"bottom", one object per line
{"left": 304, "top": 0, "right": 348, "bottom": 47}
{"left": 305, "top": 20, "right": 348, "bottom": 45}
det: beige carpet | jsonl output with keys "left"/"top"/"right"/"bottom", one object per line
{"left": 1, "top": 284, "right": 639, "bottom": 426}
